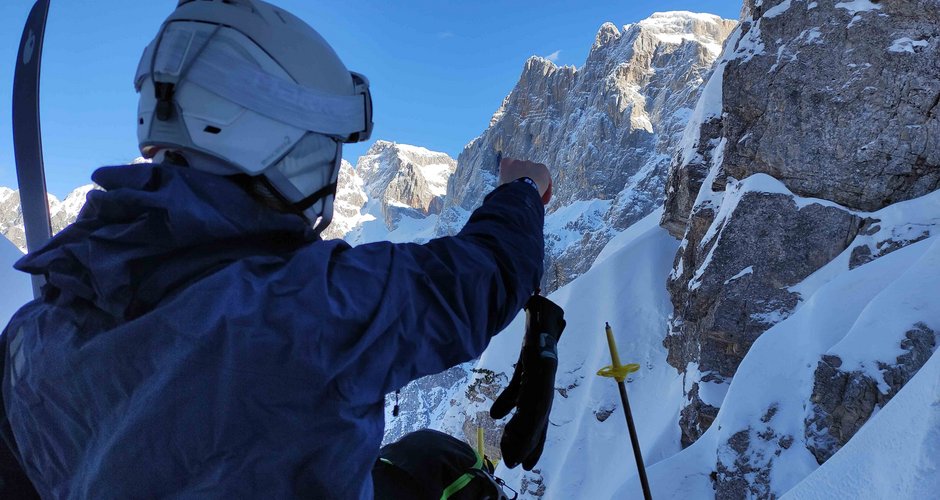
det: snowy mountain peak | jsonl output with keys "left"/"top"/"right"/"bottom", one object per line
{"left": 594, "top": 11, "right": 735, "bottom": 65}
{"left": 356, "top": 140, "right": 456, "bottom": 203}
{"left": 646, "top": 10, "right": 727, "bottom": 25}
{"left": 0, "top": 187, "right": 15, "bottom": 205}
{"left": 325, "top": 142, "right": 457, "bottom": 244}
{"left": 593, "top": 22, "right": 621, "bottom": 49}
{"left": 523, "top": 55, "right": 553, "bottom": 74}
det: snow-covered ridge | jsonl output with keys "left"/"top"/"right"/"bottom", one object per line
{"left": 0, "top": 237, "right": 32, "bottom": 327}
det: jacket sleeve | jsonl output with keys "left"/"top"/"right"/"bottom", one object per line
{"left": 284, "top": 181, "right": 544, "bottom": 405}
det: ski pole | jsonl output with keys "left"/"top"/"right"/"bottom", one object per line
{"left": 597, "top": 322, "right": 652, "bottom": 500}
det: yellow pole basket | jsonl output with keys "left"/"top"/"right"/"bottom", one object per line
{"left": 597, "top": 323, "right": 640, "bottom": 382}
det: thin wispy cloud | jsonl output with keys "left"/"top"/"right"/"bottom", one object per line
{"left": 545, "top": 50, "right": 561, "bottom": 63}
{"left": 437, "top": 31, "right": 455, "bottom": 39}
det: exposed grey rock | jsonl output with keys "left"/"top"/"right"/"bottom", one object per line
{"left": 665, "top": 190, "right": 862, "bottom": 383}
{"left": 661, "top": 0, "right": 940, "bottom": 453}
{"left": 519, "top": 470, "right": 547, "bottom": 498}
{"left": 326, "top": 142, "right": 457, "bottom": 244}
{"left": 714, "top": 404, "right": 793, "bottom": 500}
{"left": 661, "top": 117, "right": 725, "bottom": 238}
{"left": 805, "top": 323, "right": 938, "bottom": 464}
{"left": 679, "top": 382, "right": 719, "bottom": 447}
{"left": 848, "top": 217, "right": 932, "bottom": 269}
{"left": 724, "top": 0, "right": 940, "bottom": 212}
{"left": 714, "top": 430, "right": 767, "bottom": 500}
{"left": 594, "top": 405, "right": 616, "bottom": 423}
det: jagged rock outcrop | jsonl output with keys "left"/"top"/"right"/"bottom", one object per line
{"left": 438, "top": 12, "right": 737, "bottom": 291}
{"left": 665, "top": 187, "right": 862, "bottom": 380}
{"left": 381, "top": 366, "right": 471, "bottom": 446}
{"left": 660, "top": 0, "right": 940, "bottom": 491}
{"left": 805, "top": 323, "right": 937, "bottom": 464}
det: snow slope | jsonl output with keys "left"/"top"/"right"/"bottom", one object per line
{"left": 420, "top": 183, "right": 940, "bottom": 499}
{"left": 432, "top": 209, "right": 685, "bottom": 499}
{"left": 782, "top": 350, "right": 940, "bottom": 500}
{"left": 611, "top": 189, "right": 940, "bottom": 498}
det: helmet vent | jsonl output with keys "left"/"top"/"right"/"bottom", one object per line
{"left": 203, "top": 125, "right": 222, "bottom": 134}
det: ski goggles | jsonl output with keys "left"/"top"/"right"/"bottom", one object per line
{"left": 135, "top": 26, "right": 373, "bottom": 144}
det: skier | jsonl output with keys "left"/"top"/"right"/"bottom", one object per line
{"left": 1, "top": 1, "right": 563, "bottom": 498}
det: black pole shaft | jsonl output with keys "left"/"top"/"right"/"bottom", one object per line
{"left": 618, "top": 380, "right": 652, "bottom": 500}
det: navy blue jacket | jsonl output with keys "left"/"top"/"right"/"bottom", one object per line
{"left": 1, "top": 164, "right": 544, "bottom": 499}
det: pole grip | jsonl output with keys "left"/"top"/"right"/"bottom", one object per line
{"left": 605, "top": 322, "right": 623, "bottom": 368}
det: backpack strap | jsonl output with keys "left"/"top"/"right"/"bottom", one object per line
{"left": 440, "top": 453, "right": 483, "bottom": 499}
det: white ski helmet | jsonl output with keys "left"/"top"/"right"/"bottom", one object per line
{"left": 134, "top": 0, "right": 373, "bottom": 232}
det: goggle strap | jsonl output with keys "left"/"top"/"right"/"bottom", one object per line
{"left": 136, "top": 26, "right": 372, "bottom": 141}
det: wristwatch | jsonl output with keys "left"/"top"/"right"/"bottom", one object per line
{"left": 516, "top": 177, "right": 539, "bottom": 193}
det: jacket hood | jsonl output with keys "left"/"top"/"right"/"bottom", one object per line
{"left": 16, "top": 164, "right": 316, "bottom": 318}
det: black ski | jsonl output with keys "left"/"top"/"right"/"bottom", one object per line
{"left": 12, "top": 0, "right": 52, "bottom": 298}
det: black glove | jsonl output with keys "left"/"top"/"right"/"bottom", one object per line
{"left": 490, "top": 294, "right": 566, "bottom": 470}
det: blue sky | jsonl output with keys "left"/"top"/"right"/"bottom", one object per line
{"left": 1, "top": 1, "right": 740, "bottom": 198}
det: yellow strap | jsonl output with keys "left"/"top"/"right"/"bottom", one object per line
{"left": 597, "top": 363, "right": 640, "bottom": 382}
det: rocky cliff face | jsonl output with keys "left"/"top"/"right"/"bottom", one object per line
{"left": 438, "top": 12, "right": 737, "bottom": 291}
{"left": 381, "top": 10, "right": 737, "bottom": 457}
{"left": 660, "top": 0, "right": 939, "bottom": 493}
